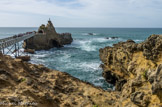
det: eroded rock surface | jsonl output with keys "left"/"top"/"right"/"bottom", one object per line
{"left": 0, "top": 53, "right": 118, "bottom": 107}
{"left": 100, "top": 34, "right": 162, "bottom": 107}
{"left": 24, "top": 20, "right": 73, "bottom": 51}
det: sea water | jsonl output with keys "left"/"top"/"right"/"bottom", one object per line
{"left": 1, "top": 27, "right": 162, "bottom": 89}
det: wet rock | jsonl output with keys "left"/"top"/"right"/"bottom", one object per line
{"left": 88, "top": 33, "right": 93, "bottom": 35}
{"left": 106, "top": 37, "right": 119, "bottom": 39}
{"left": 57, "top": 33, "right": 73, "bottom": 45}
{"left": 24, "top": 49, "right": 35, "bottom": 54}
{"left": 127, "top": 39, "right": 135, "bottom": 43}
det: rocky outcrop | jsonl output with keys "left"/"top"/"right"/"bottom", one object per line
{"left": 24, "top": 20, "right": 73, "bottom": 51}
{"left": 99, "top": 34, "right": 162, "bottom": 107}
{"left": 0, "top": 53, "right": 119, "bottom": 107}
{"left": 57, "top": 33, "right": 73, "bottom": 45}
{"left": 16, "top": 56, "right": 30, "bottom": 61}
{"left": 24, "top": 49, "right": 35, "bottom": 54}
{"left": 106, "top": 37, "right": 119, "bottom": 39}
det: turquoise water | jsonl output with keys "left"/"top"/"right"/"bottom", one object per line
{"left": 1, "top": 27, "right": 162, "bottom": 89}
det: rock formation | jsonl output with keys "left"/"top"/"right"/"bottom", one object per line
{"left": 0, "top": 53, "right": 119, "bottom": 107}
{"left": 24, "top": 20, "right": 73, "bottom": 51}
{"left": 24, "top": 49, "right": 35, "bottom": 54}
{"left": 106, "top": 37, "right": 119, "bottom": 39}
{"left": 1, "top": 34, "right": 162, "bottom": 107}
{"left": 99, "top": 34, "right": 162, "bottom": 107}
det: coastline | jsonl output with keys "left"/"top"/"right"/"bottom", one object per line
{"left": 99, "top": 34, "right": 162, "bottom": 106}
{"left": 0, "top": 25, "right": 162, "bottom": 106}
{"left": 0, "top": 52, "right": 118, "bottom": 107}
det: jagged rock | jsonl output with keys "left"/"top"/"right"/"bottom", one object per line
{"left": 140, "top": 34, "right": 162, "bottom": 60}
{"left": 26, "top": 77, "right": 33, "bottom": 85}
{"left": 130, "top": 91, "right": 150, "bottom": 107}
{"left": 148, "top": 64, "right": 162, "bottom": 102}
{"left": 88, "top": 33, "right": 93, "bottom": 35}
{"left": 8, "top": 96, "right": 21, "bottom": 103}
{"left": 115, "top": 79, "right": 127, "bottom": 91}
{"left": 147, "top": 69, "right": 155, "bottom": 83}
{"left": 99, "top": 34, "right": 162, "bottom": 106}
{"left": 24, "top": 20, "right": 73, "bottom": 51}
{"left": 99, "top": 40, "right": 136, "bottom": 85}
{"left": 127, "top": 39, "right": 135, "bottom": 43}
{"left": 57, "top": 33, "right": 73, "bottom": 45}
{"left": 0, "top": 54, "right": 118, "bottom": 107}
{"left": 106, "top": 37, "right": 119, "bottom": 39}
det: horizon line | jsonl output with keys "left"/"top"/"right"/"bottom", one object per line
{"left": 0, "top": 27, "right": 162, "bottom": 29}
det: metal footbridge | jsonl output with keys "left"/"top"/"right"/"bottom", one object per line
{"left": 0, "top": 32, "right": 35, "bottom": 57}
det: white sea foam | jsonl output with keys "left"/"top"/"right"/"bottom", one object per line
{"left": 33, "top": 54, "right": 47, "bottom": 58}
{"left": 82, "top": 33, "right": 89, "bottom": 36}
{"left": 69, "top": 37, "right": 115, "bottom": 52}
{"left": 63, "top": 61, "right": 101, "bottom": 72}
{"left": 59, "top": 53, "right": 71, "bottom": 62}
{"left": 80, "top": 41, "right": 96, "bottom": 51}
{"left": 93, "top": 38, "right": 109, "bottom": 42}
{"left": 82, "top": 33, "right": 98, "bottom": 36}
{"left": 71, "top": 39, "right": 96, "bottom": 51}
{"left": 134, "top": 39, "right": 143, "bottom": 42}
{"left": 93, "top": 33, "right": 97, "bottom": 35}
{"left": 30, "top": 59, "right": 46, "bottom": 65}
{"left": 78, "top": 62, "right": 100, "bottom": 71}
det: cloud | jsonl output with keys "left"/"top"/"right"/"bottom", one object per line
{"left": 0, "top": 0, "right": 162, "bottom": 27}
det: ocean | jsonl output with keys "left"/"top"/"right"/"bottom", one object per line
{"left": 0, "top": 27, "right": 162, "bottom": 90}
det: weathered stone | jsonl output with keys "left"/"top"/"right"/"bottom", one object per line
{"left": 16, "top": 56, "right": 30, "bottom": 61}
{"left": 106, "top": 37, "right": 119, "bottom": 39}
{"left": 130, "top": 91, "right": 150, "bottom": 106}
{"left": 99, "top": 34, "right": 162, "bottom": 106}
{"left": 150, "top": 64, "right": 162, "bottom": 102}
{"left": 57, "top": 33, "right": 73, "bottom": 45}
{"left": 8, "top": 96, "right": 21, "bottom": 103}
{"left": 24, "top": 49, "right": 35, "bottom": 54}
{"left": 26, "top": 77, "right": 33, "bottom": 85}
{"left": 127, "top": 39, "right": 135, "bottom": 43}
{"left": 24, "top": 20, "right": 73, "bottom": 51}
{"left": 0, "top": 53, "right": 118, "bottom": 107}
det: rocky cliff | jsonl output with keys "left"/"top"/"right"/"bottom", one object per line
{"left": 24, "top": 20, "right": 73, "bottom": 51}
{"left": 0, "top": 53, "right": 119, "bottom": 107}
{"left": 100, "top": 34, "right": 162, "bottom": 107}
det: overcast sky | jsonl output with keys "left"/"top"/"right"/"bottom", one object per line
{"left": 0, "top": 0, "right": 162, "bottom": 27}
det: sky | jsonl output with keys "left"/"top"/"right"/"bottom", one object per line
{"left": 0, "top": 0, "right": 162, "bottom": 27}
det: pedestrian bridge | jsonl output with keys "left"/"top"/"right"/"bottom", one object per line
{"left": 0, "top": 32, "right": 35, "bottom": 57}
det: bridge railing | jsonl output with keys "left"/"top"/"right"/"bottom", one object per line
{"left": 0, "top": 32, "right": 35, "bottom": 50}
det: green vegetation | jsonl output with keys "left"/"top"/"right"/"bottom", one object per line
{"left": 21, "top": 78, "right": 26, "bottom": 82}
{"left": 143, "top": 69, "right": 148, "bottom": 80}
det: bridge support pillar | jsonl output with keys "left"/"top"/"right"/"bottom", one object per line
{"left": 2, "top": 48, "right": 4, "bottom": 54}
{"left": 15, "top": 44, "right": 17, "bottom": 57}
